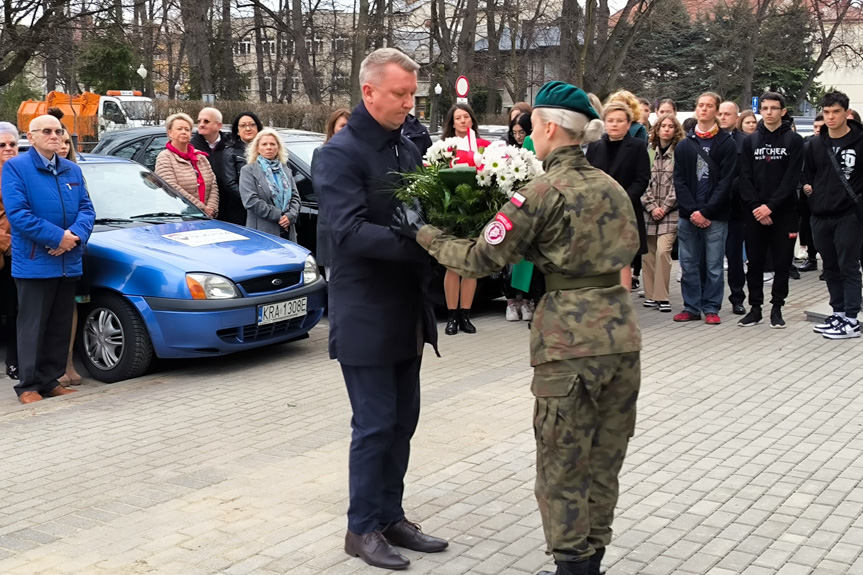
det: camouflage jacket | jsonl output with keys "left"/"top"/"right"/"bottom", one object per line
{"left": 417, "top": 145, "right": 642, "bottom": 365}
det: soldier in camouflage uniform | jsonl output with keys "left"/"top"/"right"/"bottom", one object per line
{"left": 393, "top": 81, "right": 642, "bottom": 575}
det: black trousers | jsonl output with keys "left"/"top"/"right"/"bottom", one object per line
{"left": 811, "top": 213, "right": 863, "bottom": 317}
{"left": 798, "top": 193, "right": 817, "bottom": 260}
{"left": 341, "top": 356, "right": 422, "bottom": 534}
{"left": 14, "top": 277, "right": 76, "bottom": 396}
{"left": 745, "top": 211, "right": 797, "bottom": 307}
{"left": 0, "top": 255, "right": 18, "bottom": 367}
{"left": 725, "top": 217, "right": 746, "bottom": 306}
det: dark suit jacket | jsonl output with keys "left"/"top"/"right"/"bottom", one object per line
{"left": 586, "top": 133, "right": 651, "bottom": 253}
{"left": 312, "top": 102, "right": 438, "bottom": 366}
{"left": 191, "top": 133, "right": 245, "bottom": 225}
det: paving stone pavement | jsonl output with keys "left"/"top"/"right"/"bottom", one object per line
{"left": 1, "top": 265, "right": 862, "bottom": 575}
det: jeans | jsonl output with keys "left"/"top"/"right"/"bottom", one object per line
{"left": 678, "top": 218, "right": 728, "bottom": 315}
{"left": 811, "top": 213, "right": 863, "bottom": 317}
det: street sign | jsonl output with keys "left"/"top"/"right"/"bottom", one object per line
{"left": 752, "top": 96, "right": 759, "bottom": 112}
{"left": 457, "top": 97, "right": 468, "bottom": 105}
{"left": 455, "top": 76, "right": 469, "bottom": 98}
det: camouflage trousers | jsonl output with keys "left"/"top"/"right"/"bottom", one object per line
{"left": 532, "top": 352, "right": 640, "bottom": 562}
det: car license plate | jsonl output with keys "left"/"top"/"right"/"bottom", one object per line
{"left": 258, "top": 297, "right": 307, "bottom": 325}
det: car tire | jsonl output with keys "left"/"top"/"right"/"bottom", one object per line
{"left": 79, "top": 293, "right": 154, "bottom": 383}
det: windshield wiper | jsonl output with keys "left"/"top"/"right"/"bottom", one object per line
{"left": 95, "top": 217, "right": 134, "bottom": 224}
{"left": 130, "top": 212, "right": 207, "bottom": 220}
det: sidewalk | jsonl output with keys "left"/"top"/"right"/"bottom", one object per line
{"left": 0, "top": 268, "right": 861, "bottom": 575}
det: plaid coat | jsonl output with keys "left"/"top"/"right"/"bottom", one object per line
{"left": 642, "top": 145, "right": 679, "bottom": 236}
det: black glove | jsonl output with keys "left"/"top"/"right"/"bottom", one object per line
{"left": 391, "top": 202, "right": 427, "bottom": 240}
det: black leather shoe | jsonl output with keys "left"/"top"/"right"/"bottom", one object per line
{"left": 445, "top": 310, "right": 458, "bottom": 335}
{"left": 798, "top": 259, "right": 817, "bottom": 272}
{"left": 5, "top": 364, "right": 18, "bottom": 380}
{"left": 732, "top": 304, "right": 746, "bottom": 315}
{"left": 458, "top": 309, "right": 477, "bottom": 334}
{"left": 382, "top": 519, "right": 448, "bottom": 553}
{"left": 345, "top": 529, "right": 410, "bottom": 570}
{"left": 535, "top": 559, "right": 591, "bottom": 575}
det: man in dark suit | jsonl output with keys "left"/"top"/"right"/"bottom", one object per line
{"left": 312, "top": 48, "right": 445, "bottom": 571}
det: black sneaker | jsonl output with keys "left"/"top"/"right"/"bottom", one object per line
{"left": 738, "top": 307, "right": 762, "bottom": 327}
{"left": 789, "top": 266, "right": 801, "bottom": 280}
{"left": 631, "top": 276, "right": 640, "bottom": 290}
{"left": 770, "top": 306, "right": 786, "bottom": 329}
{"left": 798, "top": 259, "right": 817, "bottom": 272}
{"left": 813, "top": 314, "right": 842, "bottom": 334}
{"left": 657, "top": 301, "right": 672, "bottom": 312}
{"left": 822, "top": 318, "right": 861, "bottom": 339}
{"left": 643, "top": 299, "right": 658, "bottom": 308}
{"left": 732, "top": 304, "right": 746, "bottom": 315}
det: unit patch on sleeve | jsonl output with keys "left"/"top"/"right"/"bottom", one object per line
{"left": 483, "top": 220, "right": 507, "bottom": 245}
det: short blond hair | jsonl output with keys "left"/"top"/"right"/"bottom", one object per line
{"left": 602, "top": 101, "right": 633, "bottom": 123}
{"left": 246, "top": 128, "right": 288, "bottom": 165}
{"left": 534, "top": 108, "right": 605, "bottom": 145}
{"left": 606, "top": 90, "right": 641, "bottom": 123}
{"left": 359, "top": 48, "right": 419, "bottom": 86}
{"left": 165, "top": 113, "right": 194, "bottom": 133}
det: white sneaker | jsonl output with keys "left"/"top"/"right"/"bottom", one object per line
{"left": 520, "top": 301, "right": 534, "bottom": 321}
{"left": 506, "top": 303, "right": 520, "bottom": 322}
{"left": 822, "top": 318, "right": 861, "bottom": 339}
{"left": 763, "top": 272, "right": 774, "bottom": 285}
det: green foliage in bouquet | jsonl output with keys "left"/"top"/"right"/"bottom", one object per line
{"left": 396, "top": 165, "right": 509, "bottom": 238}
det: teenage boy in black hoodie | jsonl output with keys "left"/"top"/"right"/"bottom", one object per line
{"left": 738, "top": 92, "right": 804, "bottom": 329}
{"left": 805, "top": 91, "right": 863, "bottom": 339}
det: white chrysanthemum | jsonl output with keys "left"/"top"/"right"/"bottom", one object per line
{"left": 476, "top": 169, "right": 492, "bottom": 187}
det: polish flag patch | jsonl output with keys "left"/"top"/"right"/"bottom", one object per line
{"left": 495, "top": 213, "right": 513, "bottom": 230}
{"left": 511, "top": 192, "right": 526, "bottom": 208}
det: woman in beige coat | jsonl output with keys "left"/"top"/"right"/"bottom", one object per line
{"left": 154, "top": 113, "right": 219, "bottom": 217}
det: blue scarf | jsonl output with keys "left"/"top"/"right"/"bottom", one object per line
{"left": 257, "top": 156, "right": 292, "bottom": 213}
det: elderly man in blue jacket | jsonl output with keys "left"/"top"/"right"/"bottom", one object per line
{"left": 2, "top": 114, "right": 95, "bottom": 404}
{"left": 313, "top": 48, "right": 444, "bottom": 571}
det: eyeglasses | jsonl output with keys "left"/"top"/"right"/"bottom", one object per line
{"left": 39, "top": 128, "right": 65, "bottom": 136}
{"left": 238, "top": 123, "right": 257, "bottom": 130}
{"left": 0, "top": 142, "right": 18, "bottom": 149}
{"left": 197, "top": 118, "right": 211, "bottom": 124}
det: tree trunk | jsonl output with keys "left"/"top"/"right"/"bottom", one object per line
{"left": 455, "top": 0, "right": 478, "bottom": 75}
{"left": 180, "top": 0, "right": 213, "bottom": 96}
{"left": 253, "top": 3, "right": 268, "bottom": 102}
{"left": 221, "top": 0, "right": 240, "bottom": 99}
{"left": 350, "top": 0, "right": 370, "bottom": 106}
{"left": 740, "top": 0, "right": 773, "bottom": 109}
{"left": 292, "top": 0, "right": 322, "bottom": 103}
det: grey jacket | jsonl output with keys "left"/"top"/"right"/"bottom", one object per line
{"left": 239, "top": 161, "right": 301, "bottom": 242}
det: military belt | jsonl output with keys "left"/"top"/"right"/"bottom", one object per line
{"left": 544, "top": 272, "right": 620, "bottom": 291}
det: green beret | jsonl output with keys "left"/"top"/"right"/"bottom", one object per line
{"left": 534, "top": 81, "right": 600, "bottom": 121}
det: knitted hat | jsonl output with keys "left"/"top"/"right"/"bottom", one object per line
{"left": 534, "top": 81, "right": 600, "bottom": 121}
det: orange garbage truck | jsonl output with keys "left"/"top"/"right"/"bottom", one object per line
{"left": 17, "top": 90, "right": 155, "bottom": 147}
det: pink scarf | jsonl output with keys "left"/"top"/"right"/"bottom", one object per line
{"left": 166, "top": 142, "right": 208, "bottom": 203}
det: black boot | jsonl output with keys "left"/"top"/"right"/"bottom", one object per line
{"left": 536, "top": 559, "right": 591, "bottom": 575}
{"left": 445, "top": 310, "right": 459, "bottom": 335}
{"left": 458, "top": 308, "right": 476, "bottom": 334}
{"left": 588, "top": 548, "right": 605, "bottom": 575}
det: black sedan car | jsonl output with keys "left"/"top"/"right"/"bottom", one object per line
{"left": 94, "top": 126, "right": 504, "bottom": 306}
{"left": 91, "top": 126, "right": 325, "bottom": 255}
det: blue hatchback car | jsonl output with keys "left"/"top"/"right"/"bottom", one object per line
{"left": 76, "top": 154, "right": 326, "bottom": 383}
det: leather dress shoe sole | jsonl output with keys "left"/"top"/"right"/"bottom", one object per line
{"left": 18, "top": 392, "right": 42, "bottom": 404}
{"left": 45, "top": 386, "right": 78, "bottom": 397}
{"left": 345, "top": 530, "right": 410, "bottom": 570}
{"left": 382, "top": 519, "right": 448, "bottom": 553}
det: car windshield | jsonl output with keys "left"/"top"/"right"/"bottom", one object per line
{"left": 120, "top": 101, "right": 156, "bottom": 121}
{"left": 286, "top": 141, "right": 320, "bottom": 167}
{"left": 81, "top": 162, "right": 206, "bottom": 220}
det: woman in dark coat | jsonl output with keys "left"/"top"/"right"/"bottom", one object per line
{"left": 586, "top": 100, "right": 651, "bottom": 290}
{"left": 223, "top": 111, "right": 264, "bottom": 225}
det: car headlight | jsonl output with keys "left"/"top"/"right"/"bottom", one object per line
{"left": 186, "top": 273, "right": 240, "bottom": 299}
{"left": 304, "top": 255, "right": 319, "bottom": 284}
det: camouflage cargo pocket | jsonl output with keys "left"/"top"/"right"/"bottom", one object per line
{"left": 532, "top": 373, "right": 593, "bottom": 448}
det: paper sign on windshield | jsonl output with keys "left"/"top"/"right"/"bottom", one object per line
{"left": 162, "top": 229, "right": 250, "bottom": 247}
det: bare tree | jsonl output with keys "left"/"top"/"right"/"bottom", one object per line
{"left": 180, "top": 0, "right": 214, "bottom": 94}
{"left": 795, "top": 0, "right": 856, "bottom": 108}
